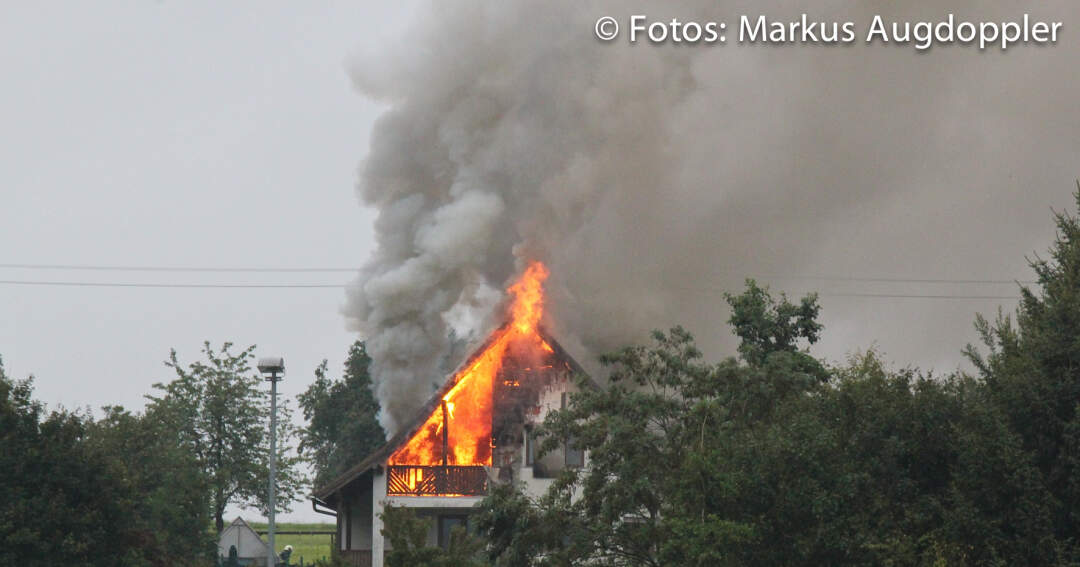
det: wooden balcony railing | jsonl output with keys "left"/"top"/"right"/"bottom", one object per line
{"left": 386, "top": 465, "right": 488, "bottom": 496}
{"left": 339, "top": 549, "right": 373, "bottom": 567}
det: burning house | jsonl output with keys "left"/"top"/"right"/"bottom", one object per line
{"left": 314, "top": 262, "right": 592, "bottom": 567}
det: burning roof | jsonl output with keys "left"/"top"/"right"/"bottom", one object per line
{"left": 315, "top": 262, "right": 592, "bottom": 500}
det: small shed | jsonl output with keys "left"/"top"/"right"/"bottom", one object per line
{"left": 218, "top": 517, "right": 269, "bottom": 566}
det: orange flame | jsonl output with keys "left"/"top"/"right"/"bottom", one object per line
{"left": 388, "top": 261, "right": 550, "bottom": 467}
{"left": 509, "top": 262, "right": 549, "bottom": 334}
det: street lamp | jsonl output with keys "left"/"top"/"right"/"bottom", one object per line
{"left": 257, "top": 357, "right": 285, "bottom": 567}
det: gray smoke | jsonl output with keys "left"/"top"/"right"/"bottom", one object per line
{"left": 344, "top": 0, "right": 1080, "bottom": 433}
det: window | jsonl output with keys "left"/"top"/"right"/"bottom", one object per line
{"left": 565, "top": 436, "right": 584, "bottom": 468}
{"left": 525, "top": 428, "right": 536, "bottom": 466}
{"left": 438, "top": 515, "right": 469, "bottom": 549}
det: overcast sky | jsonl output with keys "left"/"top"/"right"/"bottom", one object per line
{"left": 0, "top": 1, "right": 418, "bottom": 522}
{"left": 3, "top": 1, "right": 1078, "bottom": 524}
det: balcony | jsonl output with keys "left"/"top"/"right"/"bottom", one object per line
{"left": 386, "top": 465, "right": 488, "bottom": 496}
{"left": 339, "top": 550, "right": 372, "bottom": 567}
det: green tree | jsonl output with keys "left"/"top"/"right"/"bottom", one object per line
{"left": 724, "top": 280, "right": 822, "bottom": 365}
{"left": 0, "top": 362, "right": 123, "bottom": 565}
{"left": 477, "top": 279, "right": 1062, "bottom": 565}
{"left": 88, "top": 406, "right": 215, "bottom": 565}
{"left": 737, "top": 351, "right": 1057, "bottom": 565}
{"left": 299, "top": 341, "right": 386, "bottom": 488}
{"left": 476, "top": 483, "right": 566, "bottom": 567}
{"left": 475, "top": 283, "right": 826, "bottom": 566}
{"left": 724, "top": 279, "right": 827, "bottom": 383}
{"left": 0, "top": 358, "right": 213, "bottom": 566}
{"left": 964, "top": 188, "right": 1080, "bottom": 559}
{"left": 381, "top": 506, "right": 485, "bottom": 567}
{"left": 147, "top": 341, "right": 303, "bottom": 534}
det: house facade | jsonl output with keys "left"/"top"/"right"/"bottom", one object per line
{"left": 313, "top": 327, "right": 590, "bottom": 567}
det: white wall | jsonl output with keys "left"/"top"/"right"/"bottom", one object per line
{"left": 372, "top": 468, "right": 387, "bottom": 567}
{"left": 518, "top": 378, "right": 586, "bottom": 498}
{"left": 385, "top": 495, "right": 484, "bottom": 509}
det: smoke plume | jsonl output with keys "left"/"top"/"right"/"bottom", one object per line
{"left": 344, "top": 0, "right": 1080, "bottom": 433}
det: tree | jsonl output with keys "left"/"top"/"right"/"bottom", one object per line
{"left": 477, "top": 323, "right": 774, "bottom": 566}
{"left": 751, "top": 351, "right": 1057, "bottom": 565}
{"left": 147, "top": 341, "right": 303, "bottom": 534}
{"left": 724, "top": 279, "right": 827, "bottom": 383}
{"left": 0, "top": 361, "right": 122, "bottom": 565}
{"left": 474, "top": 283, "right": 827, "bottom": 565}
{"left": 724, "top": 280, "right": 822, "bottom": 365}
{"left": 477, "top": 280, "right": 829, "bottom": 566}
{"left": 476, "top": 278, "right": 1065, "bottom": 565}
{"left": 298, "top": 341, "right": 386, "bottom": 488}
{"left": 0, "top": 357, "right": 213, "bottom": 566}
{"left": 88, "top": 406, "right": 215, "bottom": 565}
{"left": 381, "top": 506, "right": 485, "bottom": 567}
{"left": 964, "top": 188, "right": 1080, "bottom": 559}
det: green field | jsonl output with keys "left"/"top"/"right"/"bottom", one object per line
{"left": 249, "top": 522, "right": 336, "bottom": 565}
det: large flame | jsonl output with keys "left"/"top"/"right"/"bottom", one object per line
{"left": 388, "top": 261, "right": 551, "bottom": 467}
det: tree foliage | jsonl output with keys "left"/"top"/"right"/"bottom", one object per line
{"left": 964, "top": 188, "right": 1080, "bottom": 556}
{"left": 0, "top": 359, "right": 213, "bottom": 566}
{"left": 477, "top": 251, "right": 1080, "bottom": 565}
{"left": 147, "top": 341, "right": 303, "bottom": 534}
{"left": 381, "top": 506, "right": 485, "bottom": 567}
{"left": 724, "top": 280, "right": 823, "bottom": 370}
{"left": 478, "top": 284, "right": 829, "bottom": 566}
{"left": 299, "top": 341, "right": 386, "bottom": 488}
{"left": 86, "top": 406, "right": 216, "bottom": 565}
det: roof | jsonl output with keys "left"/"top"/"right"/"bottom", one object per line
{"left": 222, "top": 516, "right": 260, "bottom": 534}
{"left": 313, "top": 325, "right": 593, "bottom": 502}
{"left": 218, "top": 517, "right": 268, "bottom": 558}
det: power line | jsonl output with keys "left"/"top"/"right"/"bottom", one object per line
{"left": 820, "top": 292, "right": 1020, "bottom": 300}
{"left": 0, "top": 279, "right": 1022, "bottom": 299}
{"left": 756, "top": 274, "right": 1034, "bottom": 285}
{"left": 671, "top": 286, "right": 1020, "bottom": 300}
{"left": 0, "top": 263, "right": 356, "bottom": 273}
{"left": 0, "top": 280, "right": 345, "bottom": 289}
{"left": 0, "top": 262, "right": 1035, "bottom": 285}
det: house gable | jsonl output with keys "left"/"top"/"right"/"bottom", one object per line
{"left": 314, "top": 325, "right": 593, "bottom": 503}
{"left": 314, "top": 325, "right": 594, "bottom": 567}
{"left": 217, "top": 517, "right": 268, "bottom": 562}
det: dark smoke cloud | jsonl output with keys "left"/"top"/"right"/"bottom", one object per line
{"left": 343, "top": 0, "right": 1080, "bottom": 432}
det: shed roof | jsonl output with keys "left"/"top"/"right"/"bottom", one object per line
{"left": 218, "top": 517, "right": 268, "bottom": 559}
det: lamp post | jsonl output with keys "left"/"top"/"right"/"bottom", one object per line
{"left": 257, "top": 357, "right": 285, "bottom": 567}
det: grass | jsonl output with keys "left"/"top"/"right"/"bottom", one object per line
{"left": 250, "top": 522, "right": 336, "bottom": 565}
